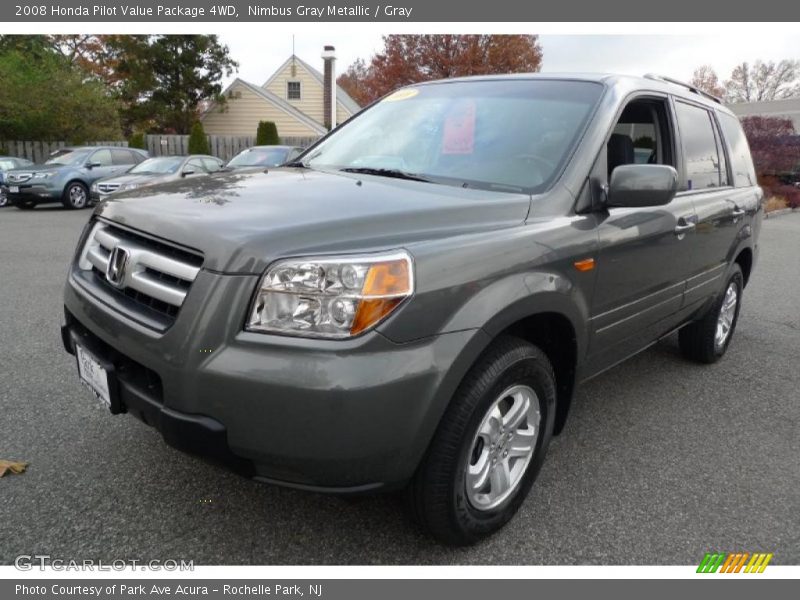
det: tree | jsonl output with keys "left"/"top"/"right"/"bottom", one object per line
{"left": 256, "top": 121, "right": 279, "bottom": 145}
{"left": 725, "top": 60, "right": 800, "bottom": 103}
{"left": 102, "top": 35, "right": 238, "bottom": 134}
{"left": 0, "top": 50, "right": 122, "bottom": 142}
{"left": 187, "top": 122, "right": 209, "bottom": 154}
{"left": 690, "top": 65, "right": 725, "bottom": 98}
{"left": 740, "top": 116, "right": 800, "bottom": 208}
{"left": 338, "top": 35, "right": 543, "bottom": 105}
{"left": 128, "top": 132, "right": 146, "bottom": 150}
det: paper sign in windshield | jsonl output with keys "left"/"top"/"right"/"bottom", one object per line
{"left": 442, "top": 101, "right": 476, "bottom": 155}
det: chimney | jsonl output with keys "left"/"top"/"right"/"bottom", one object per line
{"left": 322, "top": 45, "right": 336, "bottom": 130}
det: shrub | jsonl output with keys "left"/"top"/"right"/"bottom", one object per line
{"left": 187, "top": 122, "right": 209, "bottom": 154}
{"left": 256, "top": 121, "right": 279, "bottom": 145}
{"left": 128, "top": 132, "right": 146, "bottom": 150}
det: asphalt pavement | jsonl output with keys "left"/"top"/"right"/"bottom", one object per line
{"left": 1, "top": 205, "right": 798, "bottom": 565}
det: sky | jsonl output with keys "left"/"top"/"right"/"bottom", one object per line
{"left": 217, "top": 32, "right": 799, "bottom": 90}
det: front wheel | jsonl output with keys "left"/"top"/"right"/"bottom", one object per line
{"left": 62, "top": 182, "right": 89, "bottom": 210}
{"left": 406, "top": 336, "right": 556, "bottom": 545}
{"left": 0, "top": 190, "right": 7, "bottom": 208}
{"left": 679, "top": 264, "right": 744, "bottom": 364}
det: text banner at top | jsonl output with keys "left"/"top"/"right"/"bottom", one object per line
{"left": 3, "top": 0, "right": 800, "bottom": 22}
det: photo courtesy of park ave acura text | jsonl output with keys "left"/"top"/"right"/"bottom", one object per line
{"left": 0, "top": 18, "right": 798, "bottom": 574}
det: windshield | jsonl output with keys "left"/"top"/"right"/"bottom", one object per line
{"left": 227, "top": 147, "right": 289, "bottom": 168}
{"left": 45, "top": 149, "right": 91, "bottom": 166}
{"left": 306, "top": 79, "right": 603, "bottom": 193}
{"left": 129, "top": 157, "right": 184, "bottom": 175}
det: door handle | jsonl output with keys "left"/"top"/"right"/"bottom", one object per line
{"left": 674, "top": 221, "right": 696, "bottom": 235}
{"left": 732, "top": 207, "right": 745, "bottom": 221}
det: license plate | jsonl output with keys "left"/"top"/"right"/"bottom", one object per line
{"left": 76, "top": 345, "right": 111, "bottom": 408}
{"left": 9, "top": 186, "right": 19, "bottom": 193}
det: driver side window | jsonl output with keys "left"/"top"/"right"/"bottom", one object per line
{"left": 608, "top": 98, "right": 674, "bottom": 179}
{"left": 90, "top": 149, "right": 113, "bottom": 167}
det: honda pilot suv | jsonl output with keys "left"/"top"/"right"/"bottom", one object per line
{"left": 61, "top": 74, "right": 762, "bottom": 545}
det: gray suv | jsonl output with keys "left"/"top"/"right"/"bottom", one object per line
{"left": 6, "top": 146, "right": 148, "bottom": 210}
{"left": 61, "top": 74, "right": 762, "bottom": 545}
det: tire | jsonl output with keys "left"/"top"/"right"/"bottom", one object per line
{"left": 406, "top": 336, "right": 556, "bottom": 545}
{"left": 679, "top": 264, "right": 743, "bottom": 364}
{"left": 0, "top": 191, "right": 7, "bottom": 208}
{"left": 62, "top": 182, "right": 90, "bottom": 210}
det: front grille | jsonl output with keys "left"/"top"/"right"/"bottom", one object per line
{"left": 77, "top": 221, "right": 203, "bottom": 328}
{"left": 97, "top": 183, "right": 121, "bottom": 194}
{"left": 7, "top": 172, "right": 32, "bottom": 183}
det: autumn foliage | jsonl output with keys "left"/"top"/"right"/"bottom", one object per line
{"left": 741, "top": 116, "right": 800, "bottom": 208}
{"left": 337, "top": 35, "right": 543, "bottom": 106}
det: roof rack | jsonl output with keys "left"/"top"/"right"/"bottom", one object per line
{"left": 643, "top": 73, "right": 723, "bottom": 104}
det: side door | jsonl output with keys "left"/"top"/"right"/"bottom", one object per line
{"left": 85, "top": 149, "right": 116, "bottom": 183}
{"left": 672, "top": 101, "right": 758, "bottom": 309}
{"left": 585, "top": 94, "right": 698, "bottom": 375}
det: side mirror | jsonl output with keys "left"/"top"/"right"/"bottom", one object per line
{"left": 182, "top": 169, "right": 196, "bottom": 177}
{"left": 85, "top": 162, "right": 101, "bottom": 169}
{"left": 606, "top": 164, "right": 678, "bottom": 208}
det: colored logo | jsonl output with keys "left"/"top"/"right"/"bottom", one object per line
{"left": 697, "top": 552, "right": 773, "bottom": 573}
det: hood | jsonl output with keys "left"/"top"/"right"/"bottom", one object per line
{"left": 94, "top": 168, "right": 531, "bottom": 274}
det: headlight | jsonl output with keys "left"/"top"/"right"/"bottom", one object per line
{"left": 247, "top": 251, "right": 414, "bottom": 339}
{"left": 31, "top": 172, "right": 53, "bottom": 180}
{"left": 123, "top": 183, "right": 138, "bottom": 190}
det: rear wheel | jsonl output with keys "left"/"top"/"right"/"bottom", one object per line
{"left": 62, "top": 182, "right": 89, "bottom": 210}
{"left": 406, "top": 336, "right": 556, "bottom": 545}
{"left": 679, "top": 264, "right": 743, "bottom": 364}
{"left": 0, "top": 190, "right": 7, "bottom": 208}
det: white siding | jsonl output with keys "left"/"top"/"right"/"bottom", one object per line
{"left": 201, "top": 81, "right": 320, "bottom": 137}
{"left": 265, "top": 59, "right": 356, "bottom": 127}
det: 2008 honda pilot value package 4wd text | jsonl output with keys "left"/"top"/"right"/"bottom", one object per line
{"left": 61, "top": 74, "right": 762, "bottom": 545}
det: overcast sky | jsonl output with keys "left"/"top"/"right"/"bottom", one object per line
{"left": 218, "top": 32, "right": 799, "bottom": 89}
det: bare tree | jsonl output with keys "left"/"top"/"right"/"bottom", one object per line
{"left": 690, "top": 65, "right": 725, "bottom": 98}
{"left": 725, "top": 60, "right": 800, "bottom": 103}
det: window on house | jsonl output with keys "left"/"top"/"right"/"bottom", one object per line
{"left": 287, "top": 81, "right": 301, "bottom": 100}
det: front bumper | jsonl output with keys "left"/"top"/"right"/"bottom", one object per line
{"left": 7, "top": 183, "right": 61, "bottom": 204}
{"left": 63, "top": 269, "right": 485, "bottom": 491}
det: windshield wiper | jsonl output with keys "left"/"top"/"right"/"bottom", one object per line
{"left": 339, "top": 167, "right": 435, "bottom": 183}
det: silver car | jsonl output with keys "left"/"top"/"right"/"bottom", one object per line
{"left": 90, "top": 155, "right": 224, "bottom": 203}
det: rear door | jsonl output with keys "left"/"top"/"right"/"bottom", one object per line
{"left": 672, "top": 100, "right": 748, "bottom": 308}
{"left": 586, "top": 95, "right": 698, "bottom": 375}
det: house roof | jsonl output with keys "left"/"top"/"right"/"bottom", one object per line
{"left": 206, "top": 78, "right": 328, "bottom": 135}
{"left": 262, "top": 54, "right": 362, "bottom": 115}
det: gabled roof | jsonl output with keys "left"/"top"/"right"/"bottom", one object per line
{"left": 262, "top": 54, "right": 361, "bottom": 115}
{"left": 204, "top": 78, "right": 328, "bottom": 135}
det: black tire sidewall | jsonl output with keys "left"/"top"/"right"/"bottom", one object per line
{"left": 452, "top": 359, "right": 554, "bottom": 536}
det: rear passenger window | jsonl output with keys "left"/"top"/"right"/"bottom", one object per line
{"left": 717, "top": 112, "right": 757, "bottom": 187}
{"left": 675, "top": 101, "right": 723, "bottom": 191}
{"left": 112, "top": 149, "right": 136, "bottom": 165}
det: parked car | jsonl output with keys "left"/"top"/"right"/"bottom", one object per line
{"left": 90, "top": 155, "right": 224, "bottom": 203}
{"left": 5, "top": 146, "right": 148, "bottom": 210}
{"left": 223, "top": 145, "right": 304, "bottom": 170}
{"left": 0, "top": 156, "right": 34, "bottom": 207}
{"left": 61, "top": 74, "right": 762, "bottom": 545}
